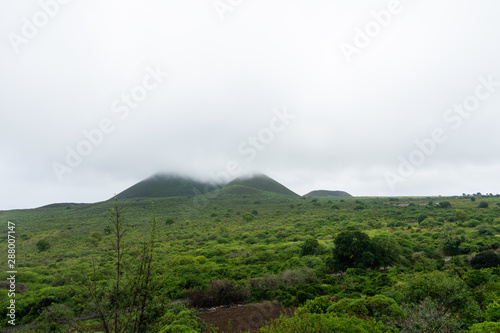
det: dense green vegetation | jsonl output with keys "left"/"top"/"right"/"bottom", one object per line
{"left": 1, "top": 189, "right": 500, "bottom": 331}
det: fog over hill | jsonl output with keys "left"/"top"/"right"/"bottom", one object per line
{"left": 116, "top": 172, "right": 304, "bottom": 200}
{"left": 116, "top": 173, "right": 220, "bottom": 199}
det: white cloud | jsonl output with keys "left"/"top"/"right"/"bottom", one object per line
{"left": 1, "top": 0, "right": 500, "bottom": 209}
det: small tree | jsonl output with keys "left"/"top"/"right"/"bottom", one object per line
{"left": 478, "top": 201, "right": 489, "bottom": 208}
{"left": 300, "top": 237, "right": 321, "bottom": 256}
{"left": 438, "top": 201, "right": 452, "bottom": 208}
{"left": 243, "top": 212, "right": 254, "bottom": 222}
{"left": 329, "top": 230, "right": 375, "bottom": 272}
{"left": 372, "top": 235, "right": 402, "bottom": 268}
{"left": 440, "top": 237, "right": 463, "bottom": 256}
{"left": 417, "top": 214, "right": 427, "bottom": 224}
{"left": 104, "top": 225, "right": 113, "bottom": 235}
{"left": 36, "top": 303, "right": 74, "bottom": 332}
{"left": 470, "top": 251, "right": 500, "bottom": 269}
{"left": 86, "top": 199, "right": 165, "bottom": 333}
{"left": 454, "top": 210, "right": 469, "bottom": 222}
{"left": 36, "top": 239, "right": 50, "bottom": 252}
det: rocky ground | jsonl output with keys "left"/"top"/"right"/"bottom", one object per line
{"left": 197, "top": 302, "right": 294, "bottom": 333}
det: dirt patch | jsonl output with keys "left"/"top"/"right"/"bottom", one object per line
{"left": 197, "top": 302, "right": 294, "bottom": 333}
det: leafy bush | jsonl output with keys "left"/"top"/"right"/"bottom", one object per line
{"left": 258, "top": 313, "right": 397, "bottom": 332}
{"left": 467, "top": 219, "right": 481, "bottom": 228}
{"left": 468, "top": 321, "right": 500, "bottom": 332}
{"left": 36, "top": 303, "right": 74, "bottom": 333}
{"left": 299, "top": 296, "right": 333, "bottom": 314}
{"left": 455, "top": 210, "right": 469, "bottom": 222}
{"left": 470, "top": 251, "right": 500, "bottom": 269}
{"left": 439, "top": 201, "right": 452, "bottom": 208}
{"left": 462, "top": 270, "right": 490, "bottom": 289}
{"left": 300, "top": 237, "right": 321, "bottom": 256}
{"left": 478, "top": 202, "right": 489, "bottom": 209}
{"left": 327, "top": 295, "right": 405, "bottom": 321}
{"left": 417, "top": 214, "right": 427, "bottom": 224}
{"left": 280, "top": 268, "right": 317, "bottom": 286}
{"left": 187, "top": 279, "right": 250, "bottom": 307}
{"left": 243, "top": 213, "right": 255, "bottom": 222}
{"left": 389, "top": 271, "right": 482, "bottom": 322}
{"left": 441, "top": 237, "right": 463, "bottom": 256}
{"left": 158, "top": 303, "right": 204, "bottom": 333}
{"left": 393, "top": 298, "right": 466, "bottom": 333}
{"left": 485, "top": 298, "right": 500, "bottom": 322}
{"left": 36, "top": 239, "right": 50, "bottom": 252}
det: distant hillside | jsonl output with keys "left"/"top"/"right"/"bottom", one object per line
{"left": 116, "top": 173, "right": 219, "bottom": 199}
{"left": 39, "top": 203, "right": 87, "bottom": 209}
{"left": 304, "top": 190, "right": 352, "bottom": 198}
{"left": 218, "top": 185, "right": 264, "bottom": 196}
{"left": 225, "top": 174, "right": 299, "bottom": 197}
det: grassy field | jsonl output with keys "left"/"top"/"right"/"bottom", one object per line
{"left": 1, "top": 191, "right": 500, "bottom": 332}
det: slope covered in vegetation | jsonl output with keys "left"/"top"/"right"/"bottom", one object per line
{"left": 1, "top": 194, "right": 500, "bottom": 331}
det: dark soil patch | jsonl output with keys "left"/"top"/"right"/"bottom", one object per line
{"left": 198, "top": 302, "right": 294, "bottom": 333}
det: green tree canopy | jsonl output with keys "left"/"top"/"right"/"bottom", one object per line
{"left": 36, "top": 239, "right": 50, "bottom": 252}
{"left": 372, "top": 235, "right": 402, "bottom": 268}
{"left": 470, "top": 251, "right": 500, "bottom": 269}
{"left": 478, "top": 201, "right": 489, "bottom": 208}
{"left": 330, "top": 230, "right": 376, "bottom": 272}
{"left": 300, "top": 237, "right": 321, "bottom": 256}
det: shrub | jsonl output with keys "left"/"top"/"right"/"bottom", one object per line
{"left": 354, "top": 204, "right": 365, "bottom": 210}
{"left": 187, "top": 279, "right": 250, "bottom": 307}
{"left": 103, "top": 225, "right": 113, "bottom": 235}
{"left": 36, "top": 304, "right": 74, "bottom": 333}
{"left": 439, "top": 201, "right": 452, "bottom": 208}
{"left": 441, "top": 237, "right": 463, "bottom": 256}
{"left": 158, "top": 303, "right": 204, "bottom": 333}
{"left": 299, "top": 296, "right": 333, "bottom": 314}
{"left": 486, "top": 299, "right": 500, "bottom": 322}
{"left": 455, "top": 210, "right": 469, "bottom": 222}
{"left": 462, "top": 270, "right": 490, "bottom": 288}
{"left": 90, "top": 231, "right": 102, "bottom": 240}
{"left": 478, "top": 201, "right": 489, "bottom": 209}
{"left": 258, "top": 313, "right": 396, "bottom": 333}
{"left": 466, "top": 219, "right": 481, "bottom": 228}
{"left": 36, "top": 239, "right": 50, "bottom": 252}
{"left": 389, "top": 271, "right": 482, "bottom": 322}
{"left": 327, "top": 295, "right": 405, "bottom": 321}
{"left": 300, "top": 237, "right": 321, "bottom": 256}
{"left": 280, "top": 268, "right": 317, "bottom": 286}
{"left": 468, "top": 321, "right": 500, "bottom": 332}
{"left": 393, "top": 298, "right": 466, "bottom": 333}
{"left": 417, "top": 214, "right": 427, "bottom": 224}
{"left": 470, "top": 251, "right": 500, "bottom": 269}
{"left": 243, "top": 213, "right": 255, "bottom": 222}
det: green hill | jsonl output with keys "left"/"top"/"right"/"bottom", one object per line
{"left": 225, "top": 174, "right": 299, "bottom": 197}
{"left": 1, "top": 187, "right": 498, "bottom": 330}
{"left": 116, "top": 173, "right": 219, "bottom": 199}
{"left": 304, "top": 190, "right": 352, "bottom": 198}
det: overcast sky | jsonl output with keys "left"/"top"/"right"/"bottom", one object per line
{"left": 1, "top": 0, "right": 500, "bottom": 210}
